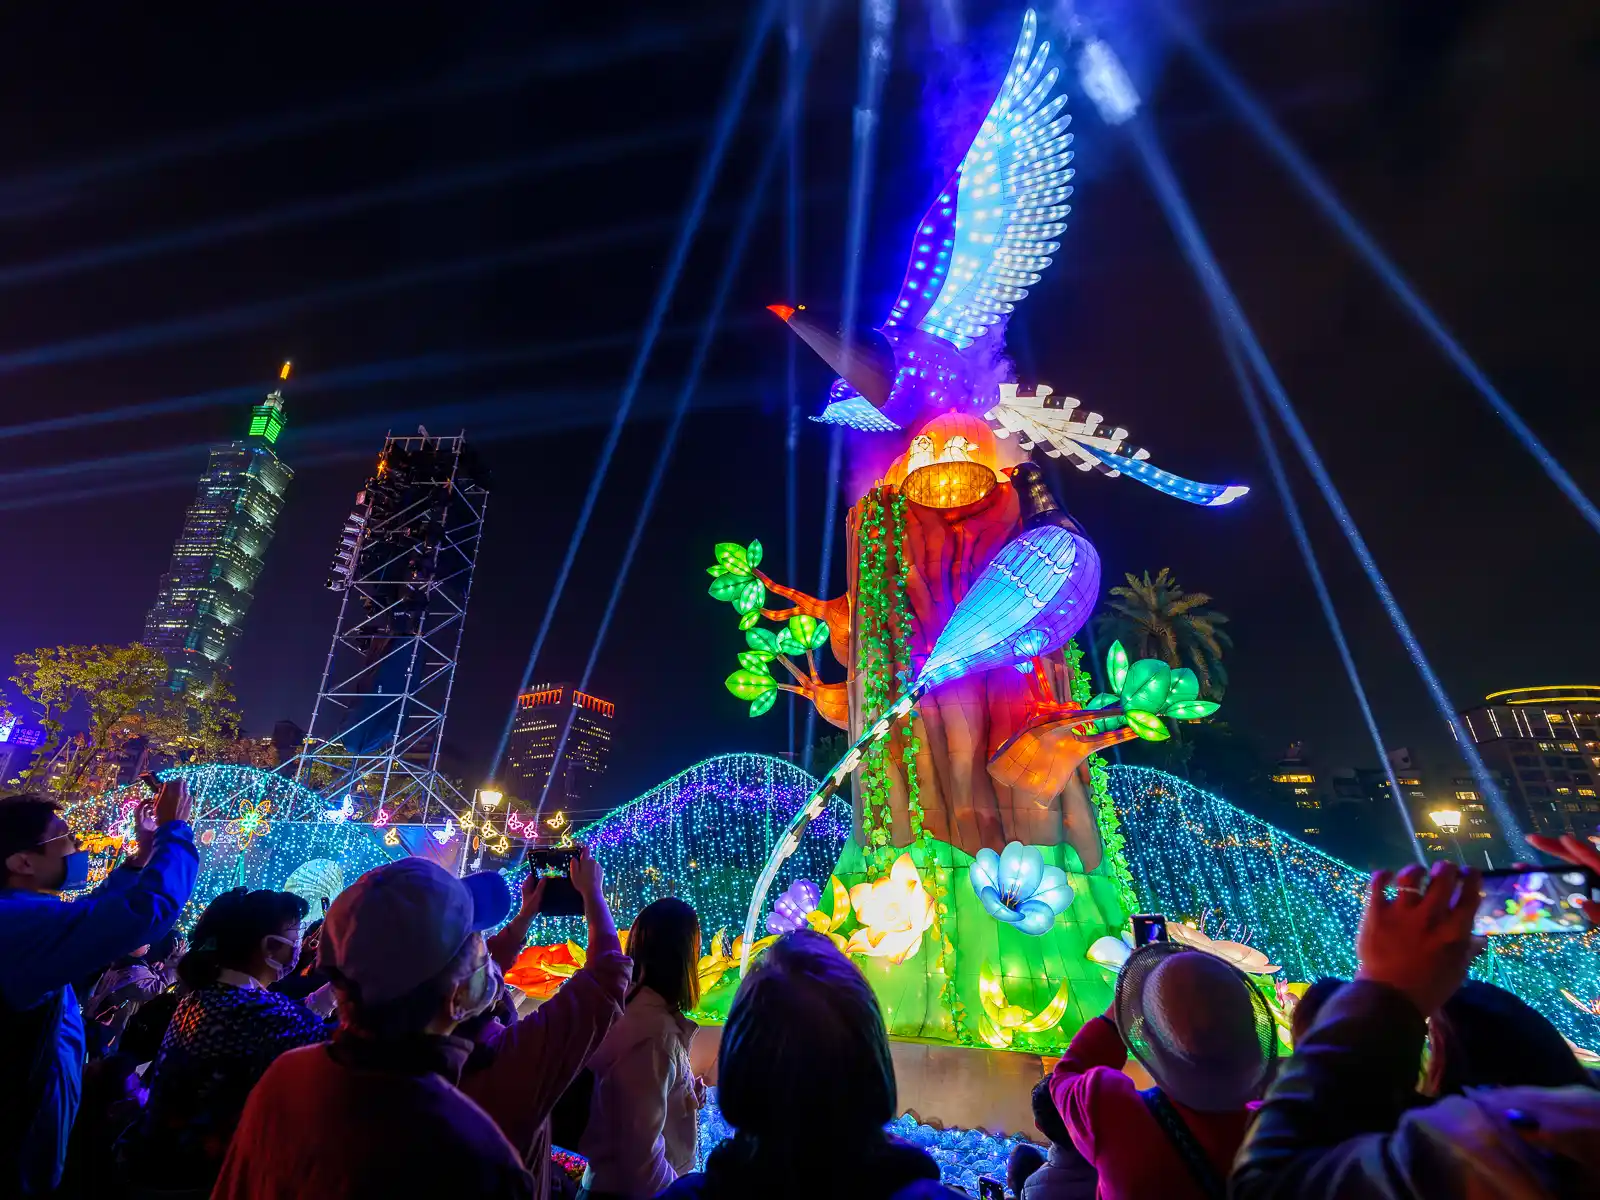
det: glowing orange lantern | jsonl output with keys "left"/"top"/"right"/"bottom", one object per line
{"left": 897, "top": 411, "right": 1001, "bottom": 509}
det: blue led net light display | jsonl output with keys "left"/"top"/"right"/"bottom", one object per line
{"left": 520, "top": 753, "right": 852, "bottom": 946}
{"left": 1111, "top": 765, "right": 1600, "bottom": 1050}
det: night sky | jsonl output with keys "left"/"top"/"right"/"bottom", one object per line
{"left": 1, "top": 0, "right": 1595, "bottom": 815}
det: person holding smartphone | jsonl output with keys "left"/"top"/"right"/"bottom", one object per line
{"left": 0, "top": 780, "right": 198, "bottom": 1196}
{"left": 462, "top": 844, "right": 631, "bottom": 1200}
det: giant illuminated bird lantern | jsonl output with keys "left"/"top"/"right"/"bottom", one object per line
{"left": 716, "top": 11, "right": 1250, "bottom": 1003}
{"left": 769, "top": 10, "right": 1246, "bottom": 508}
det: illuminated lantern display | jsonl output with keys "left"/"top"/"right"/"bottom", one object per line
{"left": 702, "top": 8, "right": 1256, "bottom": 1051}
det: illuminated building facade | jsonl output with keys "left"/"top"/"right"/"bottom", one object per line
{"left": 506, "top": 684, "right": 615, "bottom": 820}
{"left": 1268, "top": 743, "right": 1324, "bottom": 843}
{"left": 143, "top": 365, "right": 294, "bottom": 689}
{"left": 1459, "top": 686, "right": 1600, "bottom": 841}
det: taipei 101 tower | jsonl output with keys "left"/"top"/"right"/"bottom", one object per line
{"left": 142, "top": 363, "right": 295, "bottom": 690}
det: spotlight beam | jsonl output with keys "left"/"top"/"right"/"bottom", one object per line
{"left": 807, "top": 0, "right": 896, "bottom": 774}
{"left": 784, "top": 0, "right": 807, "bottom": 761}
{"left": 0, "top": 316, "right": 763, "bottom": 443}
{"left": 0, "top": 123, "right": 704, "bottom": 291}
{"left": 1169, "top": 9, "right": 1600, "bottom": 538}
{"left": 533, "top": 53, "right": 799, "bottom": 825}
{"left": 0, "top": 379, "right": 766, "bottom": 514}
{"left": 0, "top": 19, "right": 730, "bottom": 217}
{"left": 1127, "top": 115, "right": 1521, "bottom": 843}
{"left": 490, "top": 0, "right": 780, "bottom": 777}
{"left": 0, "top": 219, "right": 672, "bottom": 377}
{"left": 1219, "top": 329, "right": 1422, "bottom": 863}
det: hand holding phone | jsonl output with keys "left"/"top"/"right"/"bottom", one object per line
{"left": 1473, "top": 865, "right": 1599, "bottom": 936}
{"left": 524, "top": 847, "right": 584, "bottom": 917}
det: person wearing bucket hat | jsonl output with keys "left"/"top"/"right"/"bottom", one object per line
{"left": 1048, "top": 941, "right": 1277, "bottom": 1200}
{"left": 213, "top": 857, "right": 536, "bottom": 1199}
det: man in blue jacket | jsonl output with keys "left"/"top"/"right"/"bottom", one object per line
{"left": 0, "top": 781, "right": 198, "bottom": 1196}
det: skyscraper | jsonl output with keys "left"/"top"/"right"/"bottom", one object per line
{"left": 506, "top": 684, "right": 615, "bottom": 820}
{"left": 143, "top": 364, "right": 294, "bottom": 690}
{"left": 1459, "top": 685, "right": 1600, "bottom": 842}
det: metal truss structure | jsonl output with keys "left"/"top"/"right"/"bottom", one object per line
{"left": 296, "top": 428, "right": 488, "bottom": 822}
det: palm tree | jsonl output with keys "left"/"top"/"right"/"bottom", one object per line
{"left": 1094, "top": 568, "right": 1232, "bottom": 699}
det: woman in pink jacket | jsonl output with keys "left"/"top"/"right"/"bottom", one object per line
{"left": 578, "top": 898, "right": 703, "bottom": 1199}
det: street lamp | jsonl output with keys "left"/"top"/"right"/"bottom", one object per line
{"left": 1429, "top": 808, "right": 1464, "bottom": 864}
{"left": 461, "top": 785, "right": 504, "bottom": 875}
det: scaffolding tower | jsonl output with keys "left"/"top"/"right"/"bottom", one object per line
{"left": 297, "top": 428, "right": 488, "bottom": 822}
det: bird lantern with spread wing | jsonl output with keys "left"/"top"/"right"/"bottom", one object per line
{"left": 698, "top": 10, "right": 1249, "bottom": 1053}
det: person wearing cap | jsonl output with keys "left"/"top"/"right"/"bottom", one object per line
{"left": 213, "top": 857, "right": 534, "bottom": 1199}
{"left": 0, "top": 784, "right": 197, "bottom": 1197}
{"left": 461, "top": 845, "right": 630, "bottom": 1199}
{"left": 1048, "top": 941, "right": 1278, "bottom": 1199}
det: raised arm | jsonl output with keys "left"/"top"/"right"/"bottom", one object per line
{"left": 0, "top": 783, "right": 198, "bottom": 1009}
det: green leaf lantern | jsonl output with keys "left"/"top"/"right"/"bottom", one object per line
{"left": 708, "top": 574, "right": 747, "bottom": 601}
{"left": 715, "top": 542, "right": 752, "bottom": 576}
{"left": 731, "top": 578, "right": 766, "bottom": 616}
{"left": 1168, "top": 668, "right": 1201, "bottom": 704}
{"left": 1106, "top": 641, "right": 1131, "bottom": 692}
{"left": 748, "top": 689, "right": 778, "bottom": 718}
{"left": 1121, "top": 659, "right": 1173, "bottom": 714}
{"left": 1165, "top": 699, "right": 1221, "bottom": 720}
{"left": 737, "top": 650, "right": 776, "bottom": 672}
{"left": 725, "top": 670, "right": 777, "bottom": 702}
{"left": 745, "top": 539, "right": 763, "bottom": 570}
{"left": 745, "top": 627, "right": 781, "bottom": 653}
{"left": 1124, "top": 709, "right": 1170, "bottom": 741}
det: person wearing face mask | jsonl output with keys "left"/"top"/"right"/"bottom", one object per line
{"left": 213, "top": 856, "right": 533, "bottom": 1199}
{"left": 0, "top": 785, "right": 197, "bottom": 1197}
{"left": 121, "top": 887, "right": 331, "bottom": 1195}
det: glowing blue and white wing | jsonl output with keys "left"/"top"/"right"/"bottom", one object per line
{"left": 984, "top": 384, "right": 1250, "bottom": 507}
{"left": 889, "top": 11, "right": 1074, "bottom": 350}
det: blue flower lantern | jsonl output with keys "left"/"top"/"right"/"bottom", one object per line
{"left": 968, "top": 842, "right": 1074, "bottom": 935}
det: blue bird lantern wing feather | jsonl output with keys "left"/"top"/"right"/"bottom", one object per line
{"left": 888, "top": 10, "right": 1074, "bottom": 352}
{"left": 914, "top": 524, "right": 1101, "bottom": 692}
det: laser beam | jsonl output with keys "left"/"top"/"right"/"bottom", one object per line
{"left": 490, "top": 0, "right": 781, "bottom": 777}
{"left": 0, "top": 123, "right": 704, "bottom": 291}
{"left": 1128, "top": 114, "right": 1521, "bottom": 843}
{"left": 0, "top": 20, "right": 730, "bottom": 218}
{"left": 533, "top": 47, "right": 802, "bottom": 824}
{"left": 1169, "top": 8, "right": 1600, "bottom": 539}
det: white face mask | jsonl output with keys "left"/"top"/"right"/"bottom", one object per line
{"left": 262, "top": 934, "right": 300, "bottom": 982}
{"left": 452, "top": 958, "right": 500, "bottom": 1024}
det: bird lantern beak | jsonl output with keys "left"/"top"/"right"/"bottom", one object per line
{"left": 766, "top": 304, "right": 797, "bottom": 322}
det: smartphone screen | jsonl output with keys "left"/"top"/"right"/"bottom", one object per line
{"left": 525, "top": 848, "right": 584, "bottom": 917}
{"left": 1474, "top": 867, "right": 1598, "bottom": 936}
{"left": 1131, "top": 913, "right": 1168, "bottom": 948}
{"left": 976, "top": 1177, "right": 1006, "bottom": 1200}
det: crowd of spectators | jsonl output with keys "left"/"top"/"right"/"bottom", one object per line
{"left": 4, "top": 780, "right": 1597, "bottom": 1199}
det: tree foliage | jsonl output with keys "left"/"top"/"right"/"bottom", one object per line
{"left": 1093, "top": 568, "right": 1232, "bottom": 699}
{"left": 4, "top": 643, "right": 243, "bottom": 798}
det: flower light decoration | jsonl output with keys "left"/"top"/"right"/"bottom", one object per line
{"left": 846, "top": 853, "right": 936, "bottom": 963}
{"left": 969, "top": 842, "right": 1075, "bottom": 935}
{"left": 766, "top": 876, "right": 851, "bottom": 947}
{"left": 1167, "top": 920, "right": 1280, "bottom": 976}
{"left": 977, "top": 964, "right": 1073, "bottom": 1048}
{"left": 230, "top": 796, "right": 272, "bottom": 850}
